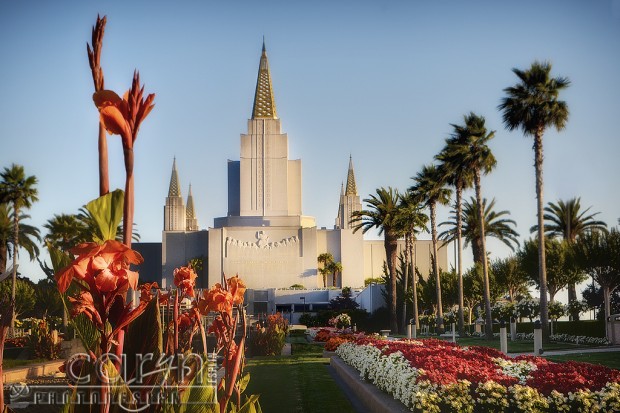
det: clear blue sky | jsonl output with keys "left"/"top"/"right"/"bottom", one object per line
{"left": 2, "top": 1, "right": 619, "bottom": 297}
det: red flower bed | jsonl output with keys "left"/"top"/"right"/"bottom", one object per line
{"left": 351, "top": 337, "right": 620, "bottom": 394}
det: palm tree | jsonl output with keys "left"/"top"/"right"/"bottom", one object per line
{"left": 329, "top": 261, "right": 343, "bottom": 288}
{"left": 397, "top": 191, "right": 428, "bottom": 333}
{"left": 530, "top": 197, "right": 607, "bottom": 319}
{"left": 448, "top": 113, "right": 496, "bottom": 339}
{"left": 410, "top": 165, "right": 451, "bottom": 333}
{"left": 0, "top": 204, "right": 41, "bottom": 275}
{"left": 0, "top": 164, "right": 38, "bottom": 327}
{"left": 43, "top": 213, "right": 89, "bottom": 252}
{"left": 317, "top": 253, "right": 334, "bottom": 288}
{"left": 439, "top": 197, "right": 520, "bottom": 265}
{"left": 436, "top": 124, "right": 475, "bottom": 336}
{"left": 351, "top": 187, "right": 403, "bottom": 333}
{"left": 499, "top": 61, "right": 570, "bottom": 342}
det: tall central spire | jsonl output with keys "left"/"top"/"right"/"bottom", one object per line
{"left": 252, "top": 39, "right": 277, "bottom": 119}
{"left": 345, "top": 155, "right": 358, "bottom": 196}
{"left": 168, "top": 157, "right": 182, "bottom": 197}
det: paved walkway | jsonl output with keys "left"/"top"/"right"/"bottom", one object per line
{"left": 512, "top": 345, "right": 620, "bottom": 357}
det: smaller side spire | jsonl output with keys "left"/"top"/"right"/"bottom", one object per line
{"left": 345, "top": 155, "right": 357, "bottom": 196}
{"left": 168, "top": 157, "right": 182, "bottom": 197}
{"left": 186, "top": 184, "right": 195, "bottom": 219}
{"left": 340, "top": 181, "right": 344, "bottom": 197}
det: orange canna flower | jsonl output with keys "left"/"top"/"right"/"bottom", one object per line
{"left": 140, "top": 282, "right": 159, "bottom": 304}
{"left": 198, "top": 284, "right": 232, "bottom": 316}
{"left": 55, "top": 239, "right": 143, "bottom": 293}
{"left": 92, "top": 71, "right": 155, "bottom": 149}
{"left": 68, "top": 291, "right": 103, "bottom": 328}
{"left": 226, "top": 275, "right": 246, "bottom": 305}
{"left": 173, "top": 266, "right": 197, "bottom": 297}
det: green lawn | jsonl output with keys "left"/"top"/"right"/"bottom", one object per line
{"left": 244, "top": 353, "right": 355, "bottom": 413}
{"left": 2, "top": 358, "right": 48, "bottom": 370}
{"left": 546, "top": 352, "right": 620, "bottom": 370}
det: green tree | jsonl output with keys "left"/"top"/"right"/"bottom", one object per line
{"left": 410, "top": 165, "right": 451, "bottom": 333}
{"left": 491, "top": 256, "right": 529, "bottom": 303}
{"left": 351, "top": 187, "right": 403, "bottom": 333}
{"left": 396, "top": 191, "right": 428, "bottom": 332}
{"left": 519, "top": 238, "right": 586, "bottom": 303}
{"left": 499, "top": 60, "right": 570, "bottom": 342}
{"left": 0, "top": 164, "right": 39, "bottom": 327}
{"left": 43, "top": 213, "right": 89, "bottom": 252}
{"left": 572, "top": 228, "right": 620, "bottom": 340}
{"left": 328, "top": 260, "right": 343, "bottom": 288}
{"left": 530, "top": 197, "right": 607, "bottom": 319}
{"left": 0, "top": 204, "right": 41, "bottom": 275}
{"left": 439, "top": 197, "right": 520, "bottom": 266}
{"left": 0, "top": 278, "right": 35, "bottom": 319}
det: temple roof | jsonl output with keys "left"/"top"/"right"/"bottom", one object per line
{"left": 252, "top": 40, "right": 277, "bottom": 119}
{"left": 345, "top": 156, "right": 357, "bottom": 196}
{"left": 168, "top": 157, "right": 182, "bottom": 197}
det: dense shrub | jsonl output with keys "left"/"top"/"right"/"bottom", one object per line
{"left": 248, "top": 312, "right": 289, "bottom": 356}
{"left": 28, "top": 319, "right": 61, "bottom": 360}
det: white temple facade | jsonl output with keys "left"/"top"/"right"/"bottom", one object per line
{"left": 147, "top": 42, "right": 447, "bottom": 299}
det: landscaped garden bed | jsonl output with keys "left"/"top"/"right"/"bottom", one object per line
{"left": 336, "top": 337, "right": 620, "bottom": 412}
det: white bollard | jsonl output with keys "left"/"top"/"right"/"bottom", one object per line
{"left": 510, "top": 319, "right": 517, "bottom": 341}
{"left": 500, "top": 321, "right": 508, "bottom": 354}
{"left": 451, "top": 323, "right": 456, "bottom": 343}
{"left": 411, "top": 320, "right": 417, "bottom": 339}
{"left": 533, "top": 320, "right": 543, "bottom": 355}
{"left": 407, "top": 324, "right": 412, "bottom": 339}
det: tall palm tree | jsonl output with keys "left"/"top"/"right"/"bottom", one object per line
{"left": 397, "top": 191, "right": 429, "bottom": 332}
{"left": 530, "top": 197, "right": 607, "bottom": 319}
{"left": 43, "top": 213, "right": 89, "bottom": 252}
{"left": 329, "top": 261, "right": 343, "bottom": 288}
{"left": 410, "top": 165, "right": 451, "bottom": 333}
{"left": 0, "top": 204, "right": 41, "bottom": 274}
{"left": 351, "top": 187, "right": 403, "bottom": 333}
{"left": 439, "top": 198, "right": 520, "bottom": 265}
{"left": 499, "top": 61, "right": 570, "bottom": 342}
{"left": 448, "top": 113, "right": 496, "bottom": 339}
{"left": 0, "top": 164, "right": 38, "bottom": 327}
{"left": 436, "top": 125, "right": 475, "bottom": 336}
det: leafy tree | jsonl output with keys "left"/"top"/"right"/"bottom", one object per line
{"left": 491, "top": 256, "right": 529, "bottom": 302}
{"left": 328, "top": 260, "right": 343, "bottom": 288}
{"left": 582, "top": 283, "right": 620, "bottom": 320}
{"left": 531, "top": 197, "right": 607, "bottom": 319}
{"left": 519, "top": 238, "right": 586, "bottom": 303}
{"left": 0, "top": 164, "right": 38, "bottom": 327}
{"left": 499, "top": 60, "right": 570, "bottom": 342}
{"left": 410, "top": 164, "right": 451, "bottom": 333}
{"left": 0, "top": 204, "right": 40, "bottom": 275}
{"left": 351, "top": 187, "right": 403, "bottom": 333}
{"left": 439, "top": 197, "right": 519, "bottom": 266}
{"left": 329, "top": 287, "right": 359, "bottom": 310}
{"left": 364, "top": 277, "right": 384, "bottom": 286}
{"left": 0, "top": 278, "right": 35, "bottom": 318}
{"left": 572, "top": 229, "right": 620, "bottom": 339}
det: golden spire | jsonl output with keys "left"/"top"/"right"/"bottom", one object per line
{"left": 168, "top": 157, "right": 182, "bottom": 197}
{"left": 186, "top": 184, "right": 195, "bottom": 219}
{"left": 252, "top": 39, "right": 277, "bottom": 119}
{"left": 345, "top": 155, "right": 357, "bottom": 196}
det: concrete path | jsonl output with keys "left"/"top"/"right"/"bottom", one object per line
{"left": 512, "top": 345, "right": 620, "bottom": 357}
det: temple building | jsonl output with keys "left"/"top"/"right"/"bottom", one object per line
{"left": 135, "top": 42, "right": 447, "bottom": 315}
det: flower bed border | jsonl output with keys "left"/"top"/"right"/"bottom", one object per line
{"left": 330, "top": 355, "right": 409, "bottom": 413}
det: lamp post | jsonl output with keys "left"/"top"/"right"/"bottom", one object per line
{"left": 300, "top": 296, "right": 306, "bottom": 316}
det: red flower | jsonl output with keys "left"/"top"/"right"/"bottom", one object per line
{"left": 198, "top": 284, "right": 232, "bottom": 315}
{"left": 226, "top": 275, "right": 246, "bottom": 305}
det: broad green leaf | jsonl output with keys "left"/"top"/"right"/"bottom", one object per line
{"left": 47, "top": 244, "right": 72, "bottom": 272}
{"left": 236, "top": 394, "right": 261, "bottom": 413}
{"left": 237, "top": 372, "right": 250, "bottom": 394}
{"left": 85, "top": 189, "right": 124, "bottom": 242}
{"left": 178, "top": 361, "right": 218, "bottom": 413}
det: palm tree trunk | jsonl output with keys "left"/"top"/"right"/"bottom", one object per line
{"left": 474, "top": 171, "right": 493, "bottom": 340}
{"left": 410, "top": 240, "right": 419, "bottom": 330}
{"left": 98, "top": 122, "right": 110, "bottom": 196}
{"left": 430, "top": 202, "right": 443, "bottom": 334}
{"left": 401, "top": 232, "right": 410, "bottom": 334}
{"left": 11, "top": 203, "right": 19, "bottom": 329}
{"left": 384, "top": 232, "right": 399, "bottom": 334}
{"left": 534, "top": 131, "right": 550, "bottom": 343}
{"left": 455, "top": 184, "right": 465, "bottom": 336}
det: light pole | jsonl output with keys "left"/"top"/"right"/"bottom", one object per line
{"left": 300, "top": 296, "right": 306, "bottom": 316}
